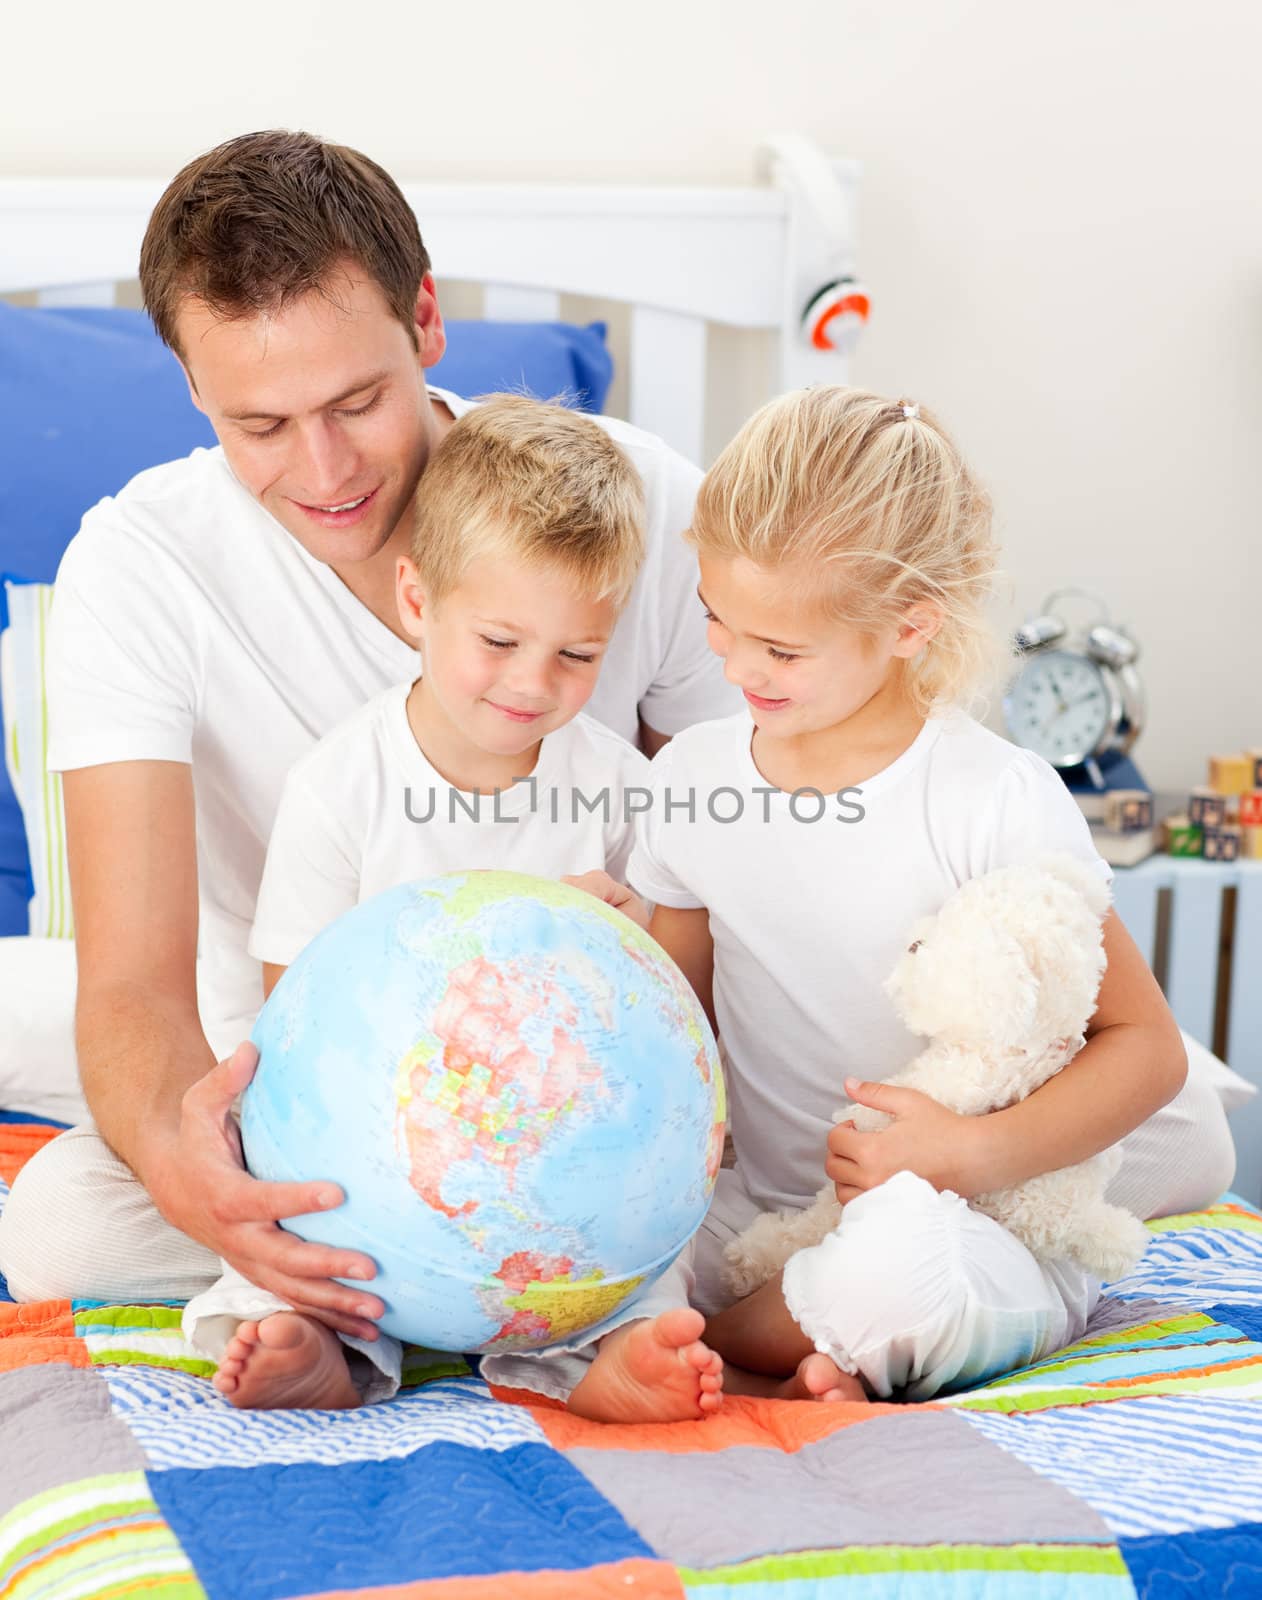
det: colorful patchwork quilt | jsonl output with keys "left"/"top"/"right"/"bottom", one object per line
{"left": 3, "top": 1111, "right": 1262, "bottom": 1599}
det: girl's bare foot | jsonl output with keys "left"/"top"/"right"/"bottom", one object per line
{"left": 723, "top": 1350, "right": 868, "bottom": 1402}
{"left": 782, "top": 1351, "right": 867, "bottom": 1402}
{"left": 566, "top": 1308, "right": 724, "bottom": 1423}
{"left": 212, "top": 1313, "right": 362, "bottom": 1411}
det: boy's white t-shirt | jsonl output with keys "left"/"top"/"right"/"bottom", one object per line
{"left": 626, "top": 712, "right": 1111, "bottom": 1215}
{"left": 45, "top": 388, "right": 734, "bottom": 1054}
{"left": 250, "top": 683, "right": 649, "bottom": 965}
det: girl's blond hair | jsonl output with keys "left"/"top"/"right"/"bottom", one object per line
{"left": 690, "top": 387, "right": 1005, "bottom": 715}
{"left": 412, "top": 394, "right": 645, "bottom": 607}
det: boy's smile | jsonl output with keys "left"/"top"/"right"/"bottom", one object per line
{"left": 396, "top": 553, "right": 617, "bottom": 792}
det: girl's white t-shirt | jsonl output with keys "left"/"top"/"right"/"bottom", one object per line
{"left": 250, "top": 682, "right": 649, "bottom": 966}
{"left": 626, "top": 711, "right": 1111, "bottom": 1213}
{"left": 45, "top": 389, "right": 734, "bottom": 1055}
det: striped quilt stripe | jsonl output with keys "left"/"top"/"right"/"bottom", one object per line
{"left": 963, "top": 1395, "right": 1262, "bottom": 1538}
{"left": 72, "top": 1306, "right": 217, "bottom": 1379}
{"left": 1109, "top": 1218, "right": 1262, "bottom": 1307}
{"left": 102, "top": 1366, "right": 548, "bottom": 1471}
{"left": 678, "top": 1542, "right": 1132, "bottom": 1585}
{"left": 0, "top": 1473, "right": 202, "bottom": 1599}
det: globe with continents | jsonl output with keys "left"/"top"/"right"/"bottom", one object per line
{"left": 242, "top": 870, "right": 725, "bottom": 1354}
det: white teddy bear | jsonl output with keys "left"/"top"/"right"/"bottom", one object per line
{"left": 723, "top": 854, "right": 1151, "bottom": 1296}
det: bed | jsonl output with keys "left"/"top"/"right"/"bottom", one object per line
{"left": 2, "top": 144, "right": 1262, "bottom": 1600}
{"left": 4, "top": 1112, "right": 1262, "bottom": 1598}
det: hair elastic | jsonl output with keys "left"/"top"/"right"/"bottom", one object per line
{"left": 902, "top": 402, "right": 920, "bottom": 421}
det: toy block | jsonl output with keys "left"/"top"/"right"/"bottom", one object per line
{"left": 1240, "top": 791, "right": 1262, "bottom": 829}
{"left": 1163, "top": 815, "right": 1203, "bottom": 857}
{"left": 1249, "top": 750, "right": 1262, "bottom": 789}
{"left": 1203, "top": 824, "right": 1242, "bottom": 862}
{"left": 1242, "top": 827, "right": 1262, "bottom": 861}
{"left": 1104, "top": 789, "right": 1153, "bottom": 833}
{"left": 1188, "top": 787, "right": 1227, "bottom": 829}
{"left": 1209, "top": 754, "right": 1254, "bottom": 796}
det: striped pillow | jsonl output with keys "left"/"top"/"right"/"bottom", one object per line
{"left": 0, "top": 581, "right": 73, "bottom": 938}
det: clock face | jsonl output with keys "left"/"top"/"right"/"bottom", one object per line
{"left": 1004, "top": 649, "right": 1113, "bottom": 767}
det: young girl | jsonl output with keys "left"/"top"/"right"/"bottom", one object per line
{"left": 613, "top": 386, "right": 1189, "bottom": 1402}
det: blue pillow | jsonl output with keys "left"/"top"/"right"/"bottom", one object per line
{"left": 426, "top": 318, "right": 612, "bottom": 414}
{"left": 0, "top": 304, "right": 613, "bottom": 932}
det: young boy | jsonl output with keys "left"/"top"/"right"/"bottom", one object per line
{"left": 183, "top": 395, "right": 723, "bottom": 1420}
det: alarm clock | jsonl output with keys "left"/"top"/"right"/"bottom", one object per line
{"left": 1003, "top": 589, "right": 1146, "bottom": 789}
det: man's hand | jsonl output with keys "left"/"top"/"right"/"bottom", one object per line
{"left": 562, "top": 870, "right": 651, "bottom": 929}
{"left": 825, "top": 1077, "right": 990, "bottom": 1205}
{"left": 148, "top": 1043, "right": 384, "bottom": 1341}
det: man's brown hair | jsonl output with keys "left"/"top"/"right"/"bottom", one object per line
{"left": 139, "top": 129, "right": 431, "bottom": 359}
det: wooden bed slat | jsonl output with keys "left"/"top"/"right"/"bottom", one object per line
{"left": 481, "top": 285, "right": 562, "bottom": 323}
{"left": 1226, "top": 869, "right": 1262, "bottom": 1205}
{"left": 1112, "top": 870, "right": 1159, "bottom": 969}
{"left": 36, "top": 283, "right": 116, "bottom": 308}
{"left": 628, "top": 307, "right": 707, "bottom": 467}
{"left": 1164, "top": 873, "right": 1224, "bottom": 1052}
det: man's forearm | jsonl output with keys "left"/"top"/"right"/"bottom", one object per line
{"left": 76, "top": 978, "right": 215, "bottom": 1190}
{"left": 974, "top": 1021, "right": 1188, "bottom": 1194}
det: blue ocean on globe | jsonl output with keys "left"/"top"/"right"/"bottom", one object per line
{"left": 242, "top": 869, "right": 725, "bottom": 1353}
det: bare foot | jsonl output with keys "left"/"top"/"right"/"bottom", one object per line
{"left": 781, "top": 1351, "right": 868, "bottom": 1403}
{"left": 566, "top": 1308, "right": 724, "bottom": 1423}
{"left": 212, "top": 1313, "right": 362, "bottom": 1411}
{"left": 722, "top": 1350, "right": 869, "bottom": 1402}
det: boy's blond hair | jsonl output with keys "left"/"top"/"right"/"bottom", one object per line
{"left": 412, "top": 395, "right": 645, "bottom": 607}
{"left": 690, "top": 386, "right": 1004, "bottom": 715}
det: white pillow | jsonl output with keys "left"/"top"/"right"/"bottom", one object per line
{"left": 0, "top": 935, "right": 88, "bottom": 1124}
{"left": 1181, "top": 1027, "right": 1257, "bottom": 1112}
{"left": 1, "top": 581, "right": 73, "bottom": 939}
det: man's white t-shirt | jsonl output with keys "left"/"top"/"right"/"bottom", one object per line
{"left": 46, "top": 388, "right": 736, "bottom": 1053}
{"left": 625, "top": 712, "right": 1111, "bottom": 1215}
{"left": 250, "top": 682, "right": 649, "bottom": 966}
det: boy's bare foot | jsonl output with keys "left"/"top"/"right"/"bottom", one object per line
{"left": 566, "top": 1308, "right": 724, "bottom": 1423}
{"left": 212, "top": 1313, "right": 362, "bottom": 1411}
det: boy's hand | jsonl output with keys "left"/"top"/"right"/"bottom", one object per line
{"left": 149, "top": 1042, "right": 384, "bottom": 1341}
{"left": 562, "top": 870, "right": 651, "bottom": 929}
{"left": 825, "top": 1078, "right": 989, "bottom": 1203}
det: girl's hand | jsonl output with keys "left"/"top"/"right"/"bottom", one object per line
{"left": 825, "top": 1077, "right": 991, "bottom": 1203}
{"left": 562, "top": 870, "right": 651, "bottom": 929}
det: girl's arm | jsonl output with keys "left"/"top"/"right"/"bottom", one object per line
{"left": 262, "top": 963, "right": 287, "bottom": 1002}
{"left": 829, "top": 911, "right": 1187, "bottom": 1202}
{"left": 648, "top": 904, "right": 717, "bottom": 1037}
{"left": 970, "top": 909, "right": 1186, "bottom": 1192}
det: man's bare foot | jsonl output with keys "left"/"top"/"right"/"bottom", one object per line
{"left": 566, "top": 1309, "right": 724, "bottom": 1423}
{"left": 212, "top": 1313, "right": 362, "bottom": 1411}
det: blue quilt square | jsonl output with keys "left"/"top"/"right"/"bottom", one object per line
{"left": 147, "top": 1439, "right": 653, "bottom": 1599}
{"left": 1207, "top": 1303, "right": 1262, "bottom": 1344}
{"left": 1121, "top": 1523, "right": 1262, "bottom": 1597}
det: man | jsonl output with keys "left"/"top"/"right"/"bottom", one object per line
{"left": 0, "top": 131, "right": 739, "bottom": 1342}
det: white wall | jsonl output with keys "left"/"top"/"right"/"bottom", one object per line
{"left": 4, "top": 0, "right": 1259, "bottom": 787}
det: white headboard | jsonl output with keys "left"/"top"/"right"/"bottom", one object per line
{"left": 0, "top": 138, "right": 864, "bottom": 463}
